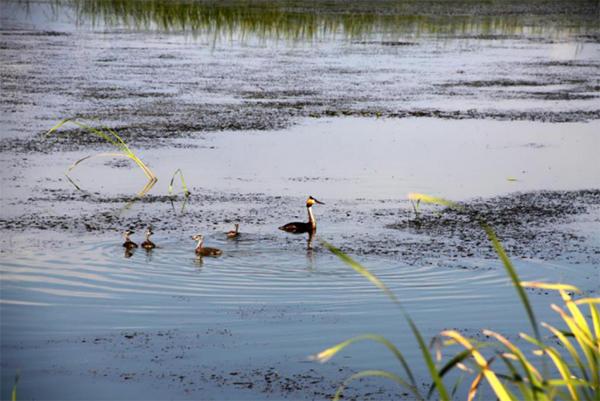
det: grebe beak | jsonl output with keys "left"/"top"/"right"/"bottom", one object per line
{"left": 312, "top": 198, "right": 325, "bottom": 205}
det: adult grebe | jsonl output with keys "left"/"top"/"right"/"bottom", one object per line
{"left": 279, "top": 196, "right": 325, "bottom": 234}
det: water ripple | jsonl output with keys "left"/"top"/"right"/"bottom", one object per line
{"left": 0, "top": 234, "right": 527, "bottom": 317}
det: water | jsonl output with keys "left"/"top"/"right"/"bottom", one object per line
{"left": 1, "top": 0, "right": 599, "bottom": 399}
{"left": 1, "top": 230, "right": 583, "bottom": 398}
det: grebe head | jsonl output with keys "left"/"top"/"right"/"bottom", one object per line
{"left": 191, "top": 234, "right": 204, "bottom": 241}
{"left": 124, "top": 229, "right": 134, "bottom": 237}
{"left": 145, "top": 227, "right": 154, "bottom": 237}
{"left": 306, "top": 196, "right": 325, "bottom": 207}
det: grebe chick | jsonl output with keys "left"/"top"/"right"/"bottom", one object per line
{"left": 141, "top": 227, "right": 156, "bottom": 249}
{"left": 279, "top": 196, "right": 325, "bottom": 234}
{"left": 122, "top": 229, "right": 138, "bottom": 249}
{"left": 192, "top": 234, "right": 222, "bottom": 257}
{"left": 226, "top": 223, "right": 240, "bottom": 238}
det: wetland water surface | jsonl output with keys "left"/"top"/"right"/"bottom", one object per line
{"left": 1, "top": 0, "right": 599, "bottom": 400}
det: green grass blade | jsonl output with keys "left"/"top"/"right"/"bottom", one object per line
{"left": 46, "top": 118, "right": 157, "bottom": 184}
{"left": 443, "top": 330, "right": 515, "bottom": 401}
{"left": 321, "top": 239, "right": 450, "bottom": 401}
{"left": 482, "top": 329, "right": 544, "bottom": 399}
{"left": 427, "top": 349, "right": 473, "bottom": 399}
{"left": 542, "top": 322, "right": 590, "bottom": 388}
{"left": 321, "top": 240, "right": 398, "bottom": 304}
{"left": 450, "top": 373, "right": 465, "bottom": 398}
{"left": 66, "top": 152, "right": 128, "bottom": 172}
{"left": 406, "top": 193, "right": 541, "bottom": 343}
{"left": 481, "top": 223, "right": 541, "bottom": 342}
{"left": 521, "top": 333, "right": 580, "bottom": 401}
{"left": 11, "top": 371, "right": 19, "bottom": 401}
{"left": 408, "top": 193, "right": 463, "bottom": 210}
{"left": 589, "top": 302, "right": 600, "bottom": 347}
{"left": 467, "top": 371, "right": 484, "bottom": 401}
{"left": 496, "top": 354, "right": 536, "bottom": 400}
{"left": 312, "top": 333, "right": 422, "bottom": 400}
{"left": 551, "top": 302, "right": 598, "bottom": 391}
{"left": 168, "top": 169, "right": 191, "bottom": 197}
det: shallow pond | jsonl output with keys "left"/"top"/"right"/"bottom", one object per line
{"left": 2, "top": 118, "right": 599, "bottom": 400}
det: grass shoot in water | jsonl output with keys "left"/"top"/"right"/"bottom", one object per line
{"left": 46, "top": 118, "right": 157, "bottom": 195}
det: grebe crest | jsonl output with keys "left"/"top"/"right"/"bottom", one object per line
{"left": 279, "top": 196, "right": 325, "bottom": 234}
{"left": 192, "top": 234, "right": 222, "bottom": 257}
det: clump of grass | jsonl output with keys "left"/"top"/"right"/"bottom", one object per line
{"left": 46, "top": 119, "right": 157, "bottom": 190}
{"left": 315, "top": 193, "right": 599, "bottom": 401}
{"left": 410, "top": 198, "right": 421, "bottom": 222}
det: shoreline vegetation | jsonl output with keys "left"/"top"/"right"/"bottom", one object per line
{"left": 34, "top": 0, "right": 600, "bottom": 40}
{"left": 319, "top": 193, "right": 599, "bottom": 401}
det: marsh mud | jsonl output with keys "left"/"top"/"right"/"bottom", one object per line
{"left": 1, "top": 0, "right": 600, "bottom": 151}
{"left": 1, "top": 1, "right": 600, "bottom": 400}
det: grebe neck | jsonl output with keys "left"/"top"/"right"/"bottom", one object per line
{"left": 307, "top": 205, "right": 316, "bottom": 230}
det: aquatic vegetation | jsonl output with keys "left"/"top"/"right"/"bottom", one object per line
{"left": 46, "top": 119, "right": 157, "bottom": 194}
{"left": 167, "top": 168, "right": 191, "bottom": 198}
{"left": 410, "top": 198, "right": 421, "bottom": 221}
{"left": 316, "top": 193, "right": 599, "bottom": 401}
{"left": 48, "top": 0, "right": 598, "bottom": 42}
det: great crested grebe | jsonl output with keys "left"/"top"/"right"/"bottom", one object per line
{"left": 226, "top": 223, "right": 240, "bottom": 238}
{"left": 141, "top": 227, "right": 156, "bottom": 249}
{"left": 192, "top": 234, "right": 222, "bottom": 257}
{"left": 122, "top": 229, "right": 138, "bottom": 249}
{"left": 279, "top": 196, "right": 325, "bottom": 234}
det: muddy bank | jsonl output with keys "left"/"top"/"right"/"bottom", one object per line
{"left": 2, "top": 0, "right": 599, "bottom": 150}
{"left": 5, "top": 106, "right": 600, "bottom": 153}
{"left": 2, "top": 188, "right": 599, "bottom": 266}
{"left": 338, "top": 189, "right": 600, "bottom": 265}
{"left": 44, "top": 328, "right": 399, "bottom": 401}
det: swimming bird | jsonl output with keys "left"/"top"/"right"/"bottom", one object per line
{"left": 192, "top": 234, "right": 222, "bottom": 257}
{"left": 279, "top": 196, "right": 325, "bottom": 234}
{"left": 141, "top": 226, "right": 156, "bottom": 249}
{"left": 226, "top": 223, "right": 240, "bottom": 238}
{"left": 122, "top": 229, "right": 138, "bottom": 249}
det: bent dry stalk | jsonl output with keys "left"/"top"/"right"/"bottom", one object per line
{"left": 46, "top": 119, "right": 158, "bottom": 193}
{"left": 314, "top": 193, "right": 599, "bottom": 401}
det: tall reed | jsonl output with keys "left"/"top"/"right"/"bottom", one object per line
{"left": 315, "top": 193, "right": 599, "bottom": 401}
